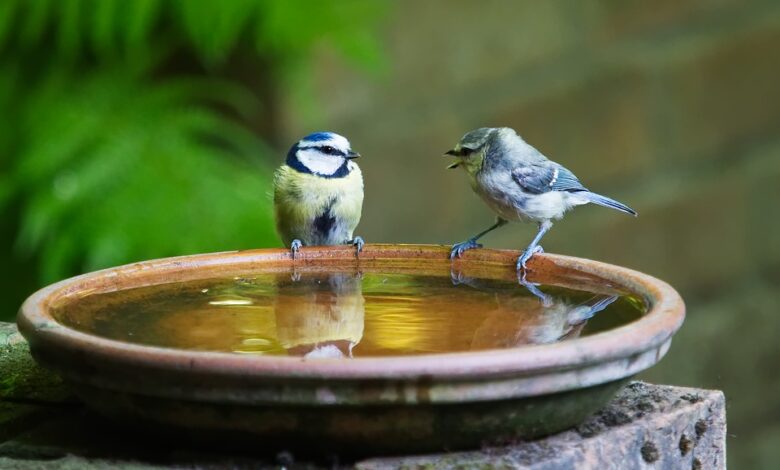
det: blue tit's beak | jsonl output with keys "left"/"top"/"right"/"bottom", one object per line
{"left": 346, "top": 150, "right": 360, "bottom": 159}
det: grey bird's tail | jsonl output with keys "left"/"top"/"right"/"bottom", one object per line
{"left": 567, "top": 295, "right": 619, "bottom": 325}
{"left": 582, "top": 191, "right": 637, "bottom": 216}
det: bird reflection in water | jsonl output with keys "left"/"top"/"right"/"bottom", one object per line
{"left": 450, "top": 268, "right": 618, "bottom": 347}
{"left": 275, "top": 270, "right": 365, "bottom": 358}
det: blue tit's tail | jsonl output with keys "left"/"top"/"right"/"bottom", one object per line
{"left": 582, "top": 191, "right": 637, "bottom": 216}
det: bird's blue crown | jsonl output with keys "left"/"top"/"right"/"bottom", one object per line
{"left": 300, "top": 132, "right": 336, "bottom": 143}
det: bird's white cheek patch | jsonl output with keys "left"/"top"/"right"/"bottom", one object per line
{"left": 298, "top": 150, "right": 344, "bottom": 175}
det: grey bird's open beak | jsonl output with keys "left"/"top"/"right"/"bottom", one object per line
{"left": 346, "top": 151, "right": 360, "bottom": 159}
{"left": 445, "top": 149, "right": 460, "bottom": 169}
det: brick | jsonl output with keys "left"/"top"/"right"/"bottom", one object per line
{"left": 745, "top": 141, "right": 780, "bottom": 268}
{"left": 491, "top": 68, "right": 659, "bottom": 188}
{"left": 309, "top": 0, "right": 588, "bottom": 128}
{"left": 656, "top": 19, "right": 780, "bottom": 163}
{"left": 623, "top": 172, "right": 751, "bottom": 293}
{"left": 358, "top": 382, "right": 726, "bottom": 469}
{"left": 592, "top": 0, "right": 745, "bottom": 42}
{"left": 354, "top": 118, "right": 490, "bottom": 244}
{"left": 735, "top": 425, "right": 780, "bottom": 469}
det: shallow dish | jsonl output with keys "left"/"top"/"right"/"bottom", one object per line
{"left": 17, "top": 244, "right": 684, "bottom": 454}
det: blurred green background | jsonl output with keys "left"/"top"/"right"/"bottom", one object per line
{"left": 1, "top": 1, "right": 778, "bottom": 467}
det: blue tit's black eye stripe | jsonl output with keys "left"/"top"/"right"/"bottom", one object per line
{"left": 319, "top": 145, "right": 346, "bottom": 157}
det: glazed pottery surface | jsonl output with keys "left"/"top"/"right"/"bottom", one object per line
{"left": 17, "top": 244, "right": 685, "bottom": 454}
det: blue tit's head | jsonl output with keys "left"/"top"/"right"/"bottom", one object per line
{"left": 286, "top": 132, "right": 360, "bottom": 178}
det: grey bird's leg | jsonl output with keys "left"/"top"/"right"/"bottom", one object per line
{"left": 290, "top": 239, "right": 303, "bottom": 259}
{"left": 348, "top": 236, "right": 365, "bottom": 255}
{"left": 517, "top": 275, "right": 554, "bottom": 308}
{"left": 450, "top": 218, "right": 508, "bottom": 259}
{"left": 516, "top": 220, "right": 553, "bottom": 271}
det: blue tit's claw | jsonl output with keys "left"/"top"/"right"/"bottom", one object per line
{"left": 450, "top": 267, "right": 466, "bottom": 285}
{"left": 290, "top": 239, "right": 303, "bottom": 260}
{"left": 516, "top": 245, "right": 544, "bottom": 271}
{"left": 350, "top": 236, "right": 365, "bottom": 255}
{"left": 449, "top": 239, "right": 483, "bottom": 259}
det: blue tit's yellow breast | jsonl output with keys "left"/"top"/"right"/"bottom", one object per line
{"left": 273, "top": 163, "right": 364, "bottom": 245}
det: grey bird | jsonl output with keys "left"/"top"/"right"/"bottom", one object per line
{"left": 445, "top": 127, "right": 637, "bottom": 270}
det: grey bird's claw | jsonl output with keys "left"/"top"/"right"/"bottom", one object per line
{"left": 350, "top": 236, "right": 365, "bottom": 255}
{"left": 449, "top": 239, "right": 483, "bottom": 259}
{"left": 516, "top": 245, "right": 544, "bottom": 271}
{"left": 290, "top": 239, "right": 302, "bottom": 259}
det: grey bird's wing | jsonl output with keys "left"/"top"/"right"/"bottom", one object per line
{"left": 511, "top": 162, "right": 587, "bottom": 194}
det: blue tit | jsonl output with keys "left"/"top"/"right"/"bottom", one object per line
{"left": 445, "top": 127, "right": 637, "bottom": 270}
{"left": 274, "top": 132, "right": 364, "bottom": 257}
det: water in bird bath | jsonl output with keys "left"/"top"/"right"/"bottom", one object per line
{"left": 51, "top": 270, "right": 644, "bottom": 358}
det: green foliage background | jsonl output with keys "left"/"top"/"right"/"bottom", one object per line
{"left": 0, "top": 0, "right": 386, "bottom": 320}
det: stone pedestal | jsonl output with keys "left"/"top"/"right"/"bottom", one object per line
{"left": 0, "top": 322, "right": 725, "bottom": 468}
{"left": 359, "top": 381, "right": 725, "bottom": 469}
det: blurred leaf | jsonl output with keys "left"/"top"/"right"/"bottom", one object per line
{"left": 124, "top": 0, "right": 160, "bottom": 52}
{"left": 10, "top": 68, "right": 277, "bottom": 281}
{"left": 19, "top": 0, "right": 51, "bottom": 48}
{"left": 0, "top": 0, "right": 20, "bottom": 50}
{"left": 176, "top": 0, "right": 256, "bottom": 66}
{"left": 57, "top": 0, "right": 82, "bottom": 59}
{"left": 90, "top": 0, "right": 119, "bottom": 58}
{"left": 254, "top": 0, "right": 387, "bottom": 71}
{"left": 4, "top": 0, "right": 386, "bottom": 73}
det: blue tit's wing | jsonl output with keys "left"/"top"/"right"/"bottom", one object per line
{"left": 511, "top": 162, "right": 587, "bottom": 194}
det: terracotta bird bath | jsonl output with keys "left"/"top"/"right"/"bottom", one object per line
{"left": 17, "top": 244, "right": 684, "bottom": 455}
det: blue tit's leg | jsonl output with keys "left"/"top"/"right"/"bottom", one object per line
{"left": 516, "top": 220, "right": 553, "bottom": 271}
{"left": 290, "top": 239, "right": 303, "bottom": 259}
{"left": 348, "top": 236, "right": 365, "bottom": 255}
{"left": 450, "top": 217, "right": 508, "bottom": 259}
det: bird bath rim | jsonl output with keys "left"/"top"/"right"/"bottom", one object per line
{"left": 17, "top": 244, "right": 685, "bottom": 404}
